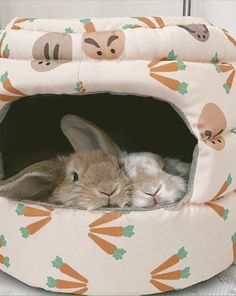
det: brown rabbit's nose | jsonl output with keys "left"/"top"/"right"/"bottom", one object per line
{"left": 100, "top": 187, "right": 118, "bottom": 197}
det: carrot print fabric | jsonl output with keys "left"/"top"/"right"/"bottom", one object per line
{"left": 0, "top": 16, "right": 236, "bottom": 295}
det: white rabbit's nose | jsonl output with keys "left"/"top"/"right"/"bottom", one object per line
{"left": 145, "top": 186, "right": 161, "bottom": 197}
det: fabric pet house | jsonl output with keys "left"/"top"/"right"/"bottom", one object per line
{"left": 0, "top": 16, "right": 236, "bottom": 295}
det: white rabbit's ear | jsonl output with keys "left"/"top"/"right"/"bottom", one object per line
{"left": 61, "top": 115, "right": 120, "bottom": 155}
{"left": 0, "top": 158, "right": 65, "bottom": 201}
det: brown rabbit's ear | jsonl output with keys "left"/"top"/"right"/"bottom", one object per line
{"left": 0, "top": 158, "right": 65, "bottom": 201}
{"left": 61, "top": 114, "right": 120, "bottom": 155}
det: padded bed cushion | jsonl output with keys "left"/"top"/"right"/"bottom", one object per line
{"left": 0, "top": 16, "right": 236, "bottom": 295}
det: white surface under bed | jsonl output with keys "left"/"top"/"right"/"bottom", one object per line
{"left": 0, "top": 265, "right": 236, "bottom": 296}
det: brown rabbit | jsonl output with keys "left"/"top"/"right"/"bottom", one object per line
{"left": 0, "top": 115, "right": 131, "bottom": 210}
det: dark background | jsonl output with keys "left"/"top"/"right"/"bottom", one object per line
{"left": 0, "top": 93, "right": 197, "bottom": 178}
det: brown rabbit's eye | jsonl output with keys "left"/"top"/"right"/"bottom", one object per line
{"left": 72, "top": 172, "right": 79, "bottom": 182}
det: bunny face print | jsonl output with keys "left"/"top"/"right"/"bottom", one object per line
{"left": 31, "top": 33, "right": 73, "bottom": 72}
{"left": 178, "top": 24, "right": 210, "bottom": 42}
{"left": 82, "top": 30, "right": 125, "bottom": 60}
{"left": 198, "top": 103, "right": 227, "bottom": 151}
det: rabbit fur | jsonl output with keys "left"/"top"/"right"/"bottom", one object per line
{"left": 0, "top": 115, "right": 131, "bottom": 210}
{"left": 0, "top": 114, "right": 190, "bottom": 209}
{"left": 120, "top": 152, "right": 190, "bottom": 208}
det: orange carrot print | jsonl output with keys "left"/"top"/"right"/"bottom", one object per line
{"left": 150, "top": 73, "right": 180, "bottom": 90}
{"left": 47, "top": 278, "right": 86, "bottom": 289}
{"left": 11, "top": 18, "right": 36, "bottom": 30}
{"left": 150, "top": 248, "right": 190, "bottom": 292}
{"left": 166, "top": 50, "right": 178, "bottom": 61}
{"left": 150, "top": 279, "right": 175, "bottom": 292}
{"left": 52, "top": 257, "right": 88, "bottom": 284}
{"left": 0, "top": 32, "right": 9, "bottom": 59}
{"left": 135, "top": 17, "right": 157, "bottom": 28}
{"left": 150, "top": 73, "right": 188, "bottom": 95}
{"left": 147, "top": 51, "right": 177, "bottom": 68}
{"left": 0, "top": 71, "right": 25, "bottom": 96}
{"left": 88, "top": 211, "right": 134, "bottom": 259}
{"left": 148, "top": 52, "right": 178, "bottom": 68}
{"left": 152, "top": 267, "right": 190, "bottom": 280}
{"left": 223, "top": 29, "right": 236, "bottom": 47}
{"left": 232, "top": 233, "right": 236, "bottom": 260}
{"left": 20, "top": 217, "right": 51, "bottom": 238}
{"left": 0, "top": 94, "right": 20, "bottom": 102}
{"left": 0, "top": 235, "right": 10, "bottom": 268}
{"left": 90, "top": 226, "right": 125, "bottom": 236}
{"left": 205, "top": 202, "right": 229, "bottom": 220}
{"left": 122, "top": 24, "right": 142, "bottom": 29}
{"left": 12, "top": 18, "right": 29, "bottom": 30}
{"left": 148, "top": 59, "right": 188, "bottom": 95}
{"left": 213, "top": 57, "right": 235, "bottom": 94}
{"left": 215, "top": 63, "right": 233, "bottom": 73}
{"left": 88, "top": 232, "right": 126, "bottom": 259}
{"left": 0, "top": 254, "right": 10, "bottom": 267}
{"left": 2, "top": 44, "right": 10, "bottom": 58}
{"left": 226, "top": 33, "right": 236, "bottom": 47}
{"left": 75, "top": 81, "right": 86, "bottom": 94}
{"left": 48, "top": 257, "right": 88, "bottom": 294}
{"left": 16, "top": 203, "right": 51, "bottom": 217}
{"left": 135, "top": 16, "right": 165, "bottom": 29}
{"left": 90, "top": 225, "right": 134, "bottom": 237}
{"left": 205, "top": 174, "right": 232, "bottom": 220}
{"left": 42, "top": 206, "right": 54, "bottom": 212}
{"left": 123, "top": 16, "right": 164, "bottom": 30}
{"left": 16, "top": 203, "right": 53, "bottom": 238}
{"left": 0, "top": 235, "right": 6, "bottom": 248}
{"left": 224, "top": 69, "right": 235, "bottom": 94}
{"left": 153, "top": 16, "right": 165, "bottom": 28}
{"left": 211, "top": 52, "right": 219, "bottom": 64}
{"left": 148, "top": 59, "right": 161, "bottom": 68}
{"left": 80, "top": 18, "right": 96, "bottom": 32}
{"left": 0, "top": 32, "right": 6, "bottom": 51}
{"left": 13, "top": 18, "right": 30, "bottom": 24}
{"left": 89, "top": 211, "right": 123, "bottom": 228}
{"left": 150, "top": 61, "right": 186, "bottom": 73}
{"left": 151, "top": 247, "right": 188, "bottom": 275}
{"left": 211, "top": 174, "right": 232, "bottom": 201}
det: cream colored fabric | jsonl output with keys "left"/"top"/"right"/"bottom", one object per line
{"left": 0, "top": 16, "right": 236, "bottom": 295}
{"left": 1, "top": 266, "right": 236, "bottom": 296}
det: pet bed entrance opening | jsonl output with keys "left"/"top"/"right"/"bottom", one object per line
{"left": 0, "top": 93, "right": 197, "bottom": 205}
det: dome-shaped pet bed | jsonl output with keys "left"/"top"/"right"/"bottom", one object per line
{"left": 0, "top": 16, "right": 236, "bottom": 295}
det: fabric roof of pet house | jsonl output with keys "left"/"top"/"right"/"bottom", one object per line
{"left": 0, "top": 16, "right": 236, "bottom": 295}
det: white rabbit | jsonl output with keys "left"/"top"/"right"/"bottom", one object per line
{"left": 0, "top": 115, "right": 131, "bottom": 210}
{"left": 120, "top": 152, "right": 190, "bottom": 208}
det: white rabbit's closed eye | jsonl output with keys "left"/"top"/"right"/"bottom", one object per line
{"left": 154, "top": 173, "right": 187, "bottom": 204}
{"left": 0, "top": 115, "right": 131, "bottom": 210}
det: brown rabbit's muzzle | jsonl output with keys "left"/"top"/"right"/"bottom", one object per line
{"left": 1, "top": 115, "right": 130, "bottom": 210}
{"left": 85, "top": 160, "right": 131, "bottom": 209}
{"left": 52, "top": 151, "right": 131, "bottom": 210}
{"left": 95, "top": 182, "right": 130, "bottom": 208}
